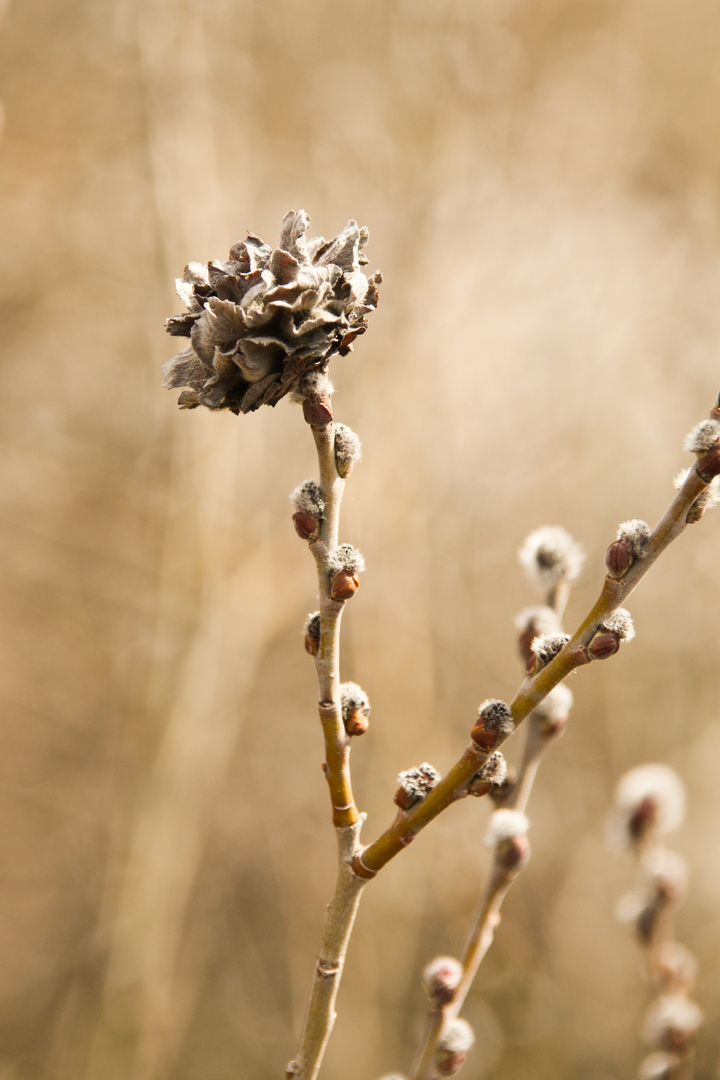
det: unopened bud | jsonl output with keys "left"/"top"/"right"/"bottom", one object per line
{"left": 422, "top": 956, "right": 463, "bottom": 1006}
{"left": 467, "top": 751, "right": 507, "bottom": 796}
{"left": 587, "top": 631, "right": 620, "bottom": 660}
{"left": 302, "top": 395, "right": 334, "bottom": 427}
{"left": 514, "top": 606, "right": 561, "bottom": 665}
{"left": 606, "top": 538, "right": 633, "bottom": 578}
{"left": 486, "top": 809, "right": 531, "bottom": 872}
{"left": 303, "top": 611, "right": 321, "bottom": 656}
{"left": 331, "top": 569, "right": 359, "bottom": 600}
{"left": 529, "top": 633, "right": 570, "bottom": 672}
{"left": 328, "top": 545, "right": 365, "bottom": 601}
{"left": 394, "top": 763, "right": 440, "bottom": 810}
{"left": 696, "top": 445, "right": 720, "bottom": 481}
{"left": 435, "top": 1019, "right": 475, "bottom": 1076}
{"left": 333, "top": 423, "right": 362, "bottom": 478}
{"left": 291, "top": 480, "right": 324, "bottom": 541}
{"left": 642, "top": 994, "right": 703, "bottom": 1052}
{"left": 340, "top": 682, "right": 370, "bottom": 736}
{"left": 638, "top": 1051, "right": 683, "bottom": 1080}
{"left": 471, "top": 699, "right": 515, "bottom": 751}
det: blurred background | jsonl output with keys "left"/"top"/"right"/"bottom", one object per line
{"left": 1, "top": 1, "right": 719, "bottom": 1077}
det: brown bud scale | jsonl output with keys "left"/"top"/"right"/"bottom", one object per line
{"left": 330, "top": 569, "right": 360, "bottom": 601}
{"left": 293, "top": 510, "right": 320, "bottom": 541}
{"left": 696, "top": 446, "right": 720, "bottom": 481}
{"left": 605, "top": 538, "right": 633, "bottom": 578}
{"left": 302, "top": 396, "right": 334, "bottom": 427}
{"left": 344, "top": 710, "right": 369, "bottom": 736}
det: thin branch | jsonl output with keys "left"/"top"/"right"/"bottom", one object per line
{"left": 286, "top": 420, "right": 367, "bottom": 1080}
{"left": 355, "top": 463, "right": 710, "bottom": 878}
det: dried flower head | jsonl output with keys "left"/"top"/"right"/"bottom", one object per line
{"left": 683, "top": 418, "right": 720, "bottom": 455}
{"left": 519, "top": 526, "right": 585, "bottom": 590}
{"left": 618, "top": 519, "right": 652, "bottom": 558}
{"left": 340, "top": 681, "right": 371, "bottom": 736}
{"left": 303, "top": 611, "right": 321, "bottom": 656}
{"left": 333, "top": 423, "right": 362, "bottom": 478}
{"left": 485, "top": 808, "right": 529, "bottom": 847}
{"left": 638, "top": 1051, "right": 683, "bottom": 1080}
{"left": 395, "top": 763, "right": 440, "bottom": 810}
{"left": 467, "top": 751, "right": 508, "bottom": 796}
{"left": 642, "top": 994, "right": 703, "bottom": 1051}
{"left": 610, "top": 764, "right": 686, "bottom": 849}
{"left": 530, "top": 633, "right": 570, "bottom": 669}
{"left": 163, "top": 210, "right": 381, "bottom": 414}
{"left": 422, "top": 956, "right": 463, "bottom": 1006}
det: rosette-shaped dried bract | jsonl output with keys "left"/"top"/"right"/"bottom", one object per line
{"left": 163, "top": 210, "right": 381, "bottom": 414}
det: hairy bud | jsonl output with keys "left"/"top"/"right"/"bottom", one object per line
{"left": 471, "top": 699, "right": 515, "bottom": 751}
{"left": 467, "top": 752, "right": 508, "bottom": 796}
{"left": 333, "top": 423, "right": 362, "bottom": 478}
{"left": 395, "top": 763, "right": 440, "bottom": 810}
{"left": 519, "top": 526, "right": 585, "bottom": 590}
{"left": 422, "top": 956, "right": 463, "bottom": 1006}
{"left": 340, "top": 682, "right": 370, "bottom": 736}
{"left": 291, "top": 480, "right": 324, "bottom": 541}
{"left": 328, "top": 544, "right": 365, "bottom": 601}
{"left": 303, "top": 611, "right": 321, "bottom": 656}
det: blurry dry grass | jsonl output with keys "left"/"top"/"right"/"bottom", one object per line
{"left": 0, "top": 1, "right": 719, "bottom": 1078}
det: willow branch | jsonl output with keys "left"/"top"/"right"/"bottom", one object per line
{"left": 286, "top": 420, "right": 366, "bottom": 1080}
{"left": 354, "top": 460, "right": 711, "bottom": 879}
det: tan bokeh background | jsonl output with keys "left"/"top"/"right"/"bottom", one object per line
{"left": 1, "top": 1, "right": 719, "bottom": 1077}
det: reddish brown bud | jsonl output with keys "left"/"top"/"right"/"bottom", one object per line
{"left": 696, "top": 446, "right": 720, "bottom": 481}
{"left": 302, "top": 396, "right": 334, "bottom": 427}
{"left": 606, "top": 538, "right": 633, "bottom": 578}
{"left": 293, "top": 510, "right": 320, "bottom": 541}
{"left": 587, "top": 631, "right": 620, "bottom": 660}
{"left": 344, "top": 709, "right": 369, "bottom": 736}
{"left": 330, "top": 569, "right": 360, "bottom": 601}
{"left": 437, "top": 1051, "right": 467, "bottom": 1076}
{"left": 470, "top": 723, "right": 500, "bottom": 752}
{"left": 394, "top": 785, "right": 414, "bottom": 810}
{"left": 497, "top": 833, "right": 531, "bottom": 873}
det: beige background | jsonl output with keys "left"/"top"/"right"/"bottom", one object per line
{"left": 0, "top": 1, "right": 719, "bottom": 1077}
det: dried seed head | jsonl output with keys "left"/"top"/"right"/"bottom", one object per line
{"left": 467, "top": 752, "right": 508, "bottom": 796}
{"left": 340, "top": 681, "right": 370, "bottom": 736}
{"left": 618, "top": 519, "right": 652, "bottom": 557}
{"left": 163, "top": 210, "right": 381, "bottom": 414}
{"left": 683, "top": 418, "right": 720, "bottom": 455}
{"left": 422, "top": 956, "right": 463, "bottom": 1006}
{"left": 436, "top": 1018, "right": 475, "bottom": 1072}
{"left": 395, "top": 763, "right": 440, "bottom": 810}
{"left": 333, "top": 423, "right": 362, "bottom": 478}
{"left": 514, "top": 605, "right": 562, "bottom": 664}
{"left": 610, "top": 764, "right": 686, "bottom": 849}
{"left": 519, "top": 526, "right": 585, "bottom": 590}
{"left": 638, "top": 1051, "right": 683, "bottom": 1080}
{"left": 303, "top": 611, "right": 321, "bottom": 656}
{"left": 530, "top": 633, "right": 570, "bottom": 670}
{"left": 471, "top": 699, "right": 515, "bottom": 751}
{"left": 642, "top": 994, "right": 703, "bottom": 1051}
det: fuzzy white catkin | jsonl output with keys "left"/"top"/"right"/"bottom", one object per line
{"left": 485, "top": 809, "right": 529, "bottom": 847}
{"left": 642, "top": 994, "right": 703, "bottom": 1046}
{"left": 518, "top": 526, "right": 585, "bottom": 590}
{"left": 534, "top": 683, "right": 573, "bottom": 722}
{"left": 615, "top": 764, "right": 685, "bottom": 834}
{"left": 438, "top": 1018, "right": 475, "bottom": 1053}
